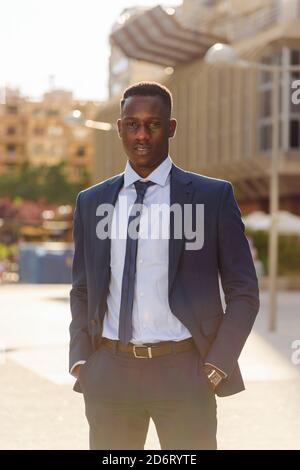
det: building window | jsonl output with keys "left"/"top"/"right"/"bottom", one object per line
{"left": 7, "top": 126, "right": 16, "bottom": 135}
{"left": 201, "top": 0, "right": 219, "bottom": 5}
{"left": 290, "top": 119, "right": 300, "bottom": 148}
{"left": 6, "top": 144, "right": 16, "bottom": 156}
{"left": 259, "top": 124, "right": 272, "bottom": 152}
{"left": 33, "top": 108, "right": 43, "bottom": 116}
{"left": 47, "top": 109, "right": 59, "bottom": 117}
{"left": 48, "top": 126, "right": 63, "bottom": 136}
{"left": 291, "top": 50, "right": 300, "bottom": 80}
{"left": 33, "top": 127, "right": 45, "bottom": 136}
{"left": 260, "top": 89, "right": 272, "bottom": 118}
{"left": 76, "top": 146, "right": 86, "bottom": 157}
{"left": 258, "top": 47, "right": 300, "bottom": 152}
{"left": 6, "top": 105, "right": 18, "bottom": 115}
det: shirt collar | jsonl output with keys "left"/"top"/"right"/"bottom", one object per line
{"left": 124, "top": 155, "right": 172, "bottom": 188}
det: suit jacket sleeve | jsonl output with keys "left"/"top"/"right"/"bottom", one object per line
{"left": 69, "top": 192, "right": 93, "bottom": 371}
{"left": 205, "top": 182, "right": 260, "bottom": 377}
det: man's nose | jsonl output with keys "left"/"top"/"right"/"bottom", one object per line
{"left": 136, "top": 125, "right": 150, "bottom": 140}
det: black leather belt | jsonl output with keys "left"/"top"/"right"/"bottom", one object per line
{"left": 101, "top": 337, "right": 194, "bottom": 359}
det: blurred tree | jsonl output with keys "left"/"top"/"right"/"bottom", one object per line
{"left": 246, "top": 229, "right": 300, "bottom": 276}
{"left": 0, "top": 162, "right": 90, "bottom": 205}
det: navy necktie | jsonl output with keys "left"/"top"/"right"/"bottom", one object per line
{"left": 118, "top": 180, "right": 155, "bottom": 345}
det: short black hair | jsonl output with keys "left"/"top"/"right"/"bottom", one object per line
{"left": 120, "top": 81, "right": 172, "bottom": 117}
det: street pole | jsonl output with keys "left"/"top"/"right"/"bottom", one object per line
{"left": 268, "top": 66, "right": 280, "bottom": 331}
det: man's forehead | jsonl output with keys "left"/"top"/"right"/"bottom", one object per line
{"left": 121, "top": 95, "right": 167, "bottom": 117}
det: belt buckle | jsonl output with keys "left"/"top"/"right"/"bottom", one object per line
{"left": 133, "top": 345, "right": 153, "bottom": 359}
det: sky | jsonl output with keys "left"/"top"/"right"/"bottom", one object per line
{"left": 1, "top": 0, "right": 182, "bottom": 102}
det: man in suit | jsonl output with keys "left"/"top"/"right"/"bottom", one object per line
{"left": 69, "top": 82, "right": 260, "bottom": 450}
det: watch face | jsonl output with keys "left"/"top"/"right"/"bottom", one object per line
{"left": 209, "top": 370, "right": 222, "bottom": 387}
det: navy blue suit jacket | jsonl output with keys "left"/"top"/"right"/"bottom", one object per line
{"left": 69, "top": 164, "right": 260, "bottom": 396}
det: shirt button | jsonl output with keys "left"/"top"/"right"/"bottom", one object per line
{"left": 140, "top": 292, "right": 144, "bottom": 297}
{"left": 139, "top": 259, "right": 143, "bottom": 264}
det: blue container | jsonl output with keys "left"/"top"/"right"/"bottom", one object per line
{"left": 18, "top": 243, "right": 73, "bottom": 284}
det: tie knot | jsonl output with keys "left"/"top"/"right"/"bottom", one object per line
{"left": 134, "top": 181, "right": 155, "bottom": 201}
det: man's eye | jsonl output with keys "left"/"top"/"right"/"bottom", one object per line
{"left": 148, "top": 122, "right": 161, "bottom": 130}
{"left": 126, "top": 122, "right": 138, "bottom": 129}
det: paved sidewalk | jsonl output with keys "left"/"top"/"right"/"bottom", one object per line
{"left": 0, "top": 285, "right": 299, "bottom": 449}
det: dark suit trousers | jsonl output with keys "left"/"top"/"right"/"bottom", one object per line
{"left": 79, "top": 344, "right": 217, "bottom": 450}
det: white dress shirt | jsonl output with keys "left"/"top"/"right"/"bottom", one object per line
{"left": 102, "top": 155, "right": 191, "bottom": 344}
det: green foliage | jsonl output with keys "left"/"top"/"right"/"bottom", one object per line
{"left": 0, "top": 162, "right": 90, "bottom": 204}
{"left": 247, "top": 229, "right": 300, "bottom": 276}
{"left": 278, "top": 235, "right": 300, "bottom": 275}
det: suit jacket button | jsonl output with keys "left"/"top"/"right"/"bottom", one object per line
{"left": 91, "top": 319, "right": 97, "bottom": 327}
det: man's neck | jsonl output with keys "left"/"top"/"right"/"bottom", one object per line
{"left": 129, "top": 156, "right": 168, "bottom": 179}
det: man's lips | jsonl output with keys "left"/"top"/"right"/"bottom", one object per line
{"left": 133, "top": 145, "right": 151, "bottom": 154}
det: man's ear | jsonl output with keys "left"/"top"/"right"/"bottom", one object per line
{"left": 117, "top": 119, "right": 122, "bottom": 138}
{"left": 169, "top": 118, "right": 177, "bottom": 138}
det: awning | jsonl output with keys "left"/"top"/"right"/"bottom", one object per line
{"left": 110, "top": 5, "right": 228, "bottom": 67}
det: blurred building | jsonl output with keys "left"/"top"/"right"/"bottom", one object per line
{"left": 109, "top": 7, "right": 167, "bottom": 98}
{"left": 94, "top": 0, "right": 300, "bottom": 215}
{"left": 0, "top": 88, "right": 28, "bottom": 173}
{"left": 0, "top": 87, "right": 101, "bottom": 181}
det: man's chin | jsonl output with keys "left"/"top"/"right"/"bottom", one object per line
{"left": 128, "top": 153, "right": 167, "bottom": 172}
{"left": 131, "top": 148, "right": 153, "bottom": 160}
{"left": 130, "top": 154, "right": 153, "bottom": 167}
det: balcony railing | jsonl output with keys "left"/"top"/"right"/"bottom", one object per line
{"left": 233, "top": 2, "right": 281, "bottom": 41}
{"left": 202, "top": 1, "right": 300, "bottom": 43}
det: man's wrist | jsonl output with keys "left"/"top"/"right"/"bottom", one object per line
{"left": 72, "top": 364, "right": 82, "bottom": 378}
{"left": 70, "top": 360, "right": 86, "bottom": 377}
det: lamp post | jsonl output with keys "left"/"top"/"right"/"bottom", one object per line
{"left": 204, "top": 43, "right": 300, "bottom": 331}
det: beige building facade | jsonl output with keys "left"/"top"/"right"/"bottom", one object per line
{"left": 94, "top": 0, "right": 300, "bottom": 215}
{"left": 0, "top": 88, "right": 101, "bottom": 181}
{"left": 0, "top": 88, "right": 28, "bottom": 172}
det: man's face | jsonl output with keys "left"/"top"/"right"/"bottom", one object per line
{"left": 117, "top": 95, "right": 177, "bottom": 175}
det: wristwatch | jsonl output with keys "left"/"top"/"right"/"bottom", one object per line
{"left": 206, "top": 368, "right": 223, "bottom": 388}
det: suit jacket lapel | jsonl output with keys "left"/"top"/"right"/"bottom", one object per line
{"left": 169, "top": 164, "right": 194, "bottom": 294}
{"left": 94, "top": 174, "right": 124, "bottom": 284}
